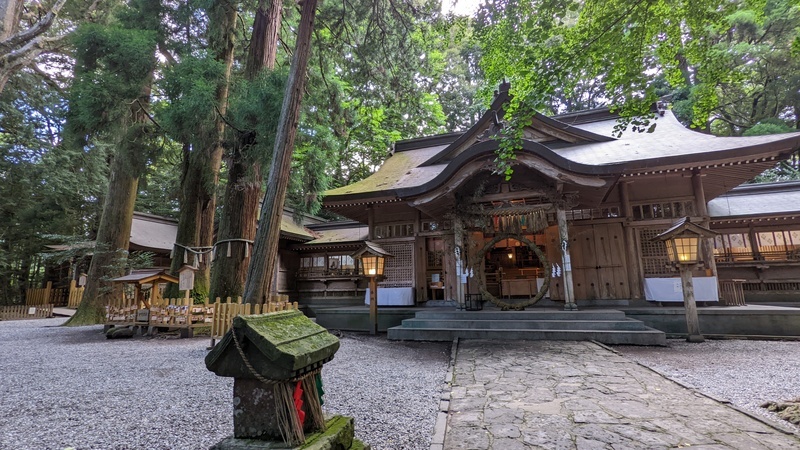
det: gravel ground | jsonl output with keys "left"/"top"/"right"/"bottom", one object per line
{"left": 7, "top": 317, "right": 797, "bottom": 450}
{"left": 616, "top": 338, "right": 800, "bottom": 432}
{"left": 0, "top": 318, "right": 450, "bottom": 450}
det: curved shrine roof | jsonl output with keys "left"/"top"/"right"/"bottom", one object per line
{"left": 324, "top": 108, "right": 800, "bottom": 204}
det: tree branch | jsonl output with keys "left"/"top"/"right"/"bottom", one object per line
{"left": 0, "top": 0, "right": 67, "bottom": 55}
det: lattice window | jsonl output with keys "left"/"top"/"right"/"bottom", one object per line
{"left": 632, "top": 200, "right": 695, "bottom": 221}
{"left": 380, "top": 242, "right": 414, "bottom": 287}
{"left": 639, "top": 227, "right": 672, "bottom": 276}
{"left": 374, "top": 223, "right": 414, "bottom": 238}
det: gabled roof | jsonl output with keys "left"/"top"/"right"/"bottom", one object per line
{"left": 420, "top": 85, "right": 613, "bottom": 167}
{"left": 560, "top": 110, "right": 800, "bottom": 169}
{"left": 111, "top": 269, "right": 178, "bottom": 285}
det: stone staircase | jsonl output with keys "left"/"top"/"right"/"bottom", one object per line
{"left": 387, "top": 309, "right": 666, "bottom": 346}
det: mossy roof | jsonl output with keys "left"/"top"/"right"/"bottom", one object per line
{"left": 302, "top": 226, "right": 368, "bottom": 245}
{"left": 205, "top": 310, "right": 340, "bottom": 379}
{"left": 280, "top": 215, "right": 316, "bottom": 241}
{"left": 324, "top": 145, "right": 448, "bottom": 197}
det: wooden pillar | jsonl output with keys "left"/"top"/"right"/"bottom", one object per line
{"left": 556, "top": 205, "right": 577, "bottom": 310}
{"left": 619, "top": 181, "right": 643, "bottom": 299}
{"left": 453, "top": 216, "right": 465, "bottom": 307}
{"left": 367, "top": 205, "right": 375, "bottom": 240}
{"left": 369, "top": 277, "right": 378, "bottom": 334}
{"left": 679, "top": 264, "right": 705, "bottom": 342}
{"left": 692, "top": 171, "right": 718, "bottom": 277}
{"left": 414, "top": 235, "right": 426, "bottom": 302}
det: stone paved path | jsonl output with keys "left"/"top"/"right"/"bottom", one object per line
{"left": 442, "top": 340, "right": 800, "bottom": 450}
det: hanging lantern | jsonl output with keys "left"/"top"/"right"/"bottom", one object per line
{"left": 654, "top": 217, "right": 716, "bottom": 266}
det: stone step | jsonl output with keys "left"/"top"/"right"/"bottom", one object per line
{"left": 399, "top": 318, "right": 652, "bottom": 331}
{"left": 386, "top": 326, "right": 667, "bottom": 346}
{"left": 412, "top": 309, "right": 629, "bottom": 321}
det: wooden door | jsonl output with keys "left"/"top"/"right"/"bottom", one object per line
{"left": 570, "top": 225, "right": 599, "bottom": 300}
{"left": 569, "top": 223, "right": 630, "bottom": 300}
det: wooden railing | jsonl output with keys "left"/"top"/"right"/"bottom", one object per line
{"left": 103, "top": 292, "right": 297, "bottom": 341}
{"left": 0, "top": 304, "right": 54, "bottom": 321}
{"left": 719, "top": 279, "right": 746, "bottom": 306}
{"left": 26, "top": 281, "right": 55, "bottom": 306}
{"left": 25, "top": 281, "right": 84, "bottom": 307}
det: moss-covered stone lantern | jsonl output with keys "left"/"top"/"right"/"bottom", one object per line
{"left": 206, "top": 310, "right": 368, "bottom": 449}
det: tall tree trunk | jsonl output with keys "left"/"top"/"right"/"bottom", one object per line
{"left": 66, "top": 82, "right": 154, "bottom": 325}
{"left": 243, "top": 0, "right": 319, "bottom": 304}
{"left": 245, "top": 0, "right": 281, "bottom": 79}
{"left": 209, "top": 0, "right": 281, "bottom": 301}
{"left": 168, "top": 0, "right": 238, "bottom": 298}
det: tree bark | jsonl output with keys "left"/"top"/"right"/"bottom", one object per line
{"left": 245, "top": 0, "right": 281, "bottom": 77}
{"left": 243, "top": 0, "right": 320, "bottom": 304}
{"left": 168, "top": 0, "right": 238, "bottom": 298}
{"left": 66, "top": 81, "right": 154, "bottom": 325}
{"left": 209, "top": 0, "right": 282, "bottom": 301}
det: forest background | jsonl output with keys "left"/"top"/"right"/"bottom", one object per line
{"left": 2, "top": 0, "right": 799, "bottom": 319}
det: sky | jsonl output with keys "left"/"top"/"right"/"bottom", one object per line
{"left": 441, "top": 0, "right": 481, "bottom": 16}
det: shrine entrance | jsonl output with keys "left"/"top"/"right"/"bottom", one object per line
{"left": 459, "top": 206, "right": 554, "bottom": 310}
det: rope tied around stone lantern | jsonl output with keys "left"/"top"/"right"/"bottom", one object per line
{"left": 231, "top": 326, "right": 325, "bottom": 446}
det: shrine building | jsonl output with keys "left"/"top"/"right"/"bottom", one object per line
{"left": 281, "top": 83, "right": 800, "bottom": 312}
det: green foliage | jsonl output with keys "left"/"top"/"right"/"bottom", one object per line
{"left": 475, "top": 0, "right": 800, "bottom": 178}
{"left": 135, "top": 141, "right": 183, "bottom": 218}
{"left": 66, "top": 24, "right": 159, "bottom": 144}
{"left": 224, "top": 69, "right": 287, "bottom": 167}
{"left": 0, "top": 69, "right": 107, "bottom": 303}
{"left": 160, "top": 57, "right": 227, "bottom": 145}
{"left": 305, "top": 0, "right": 455, "bottom": 190}
{"left": 743, "top": 121, "right": 794, "bottom": 136}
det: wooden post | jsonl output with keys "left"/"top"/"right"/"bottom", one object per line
{"left": 679, "top": 264, "right": 705, "bottom": 342}
{"left": 369, "top": 277, "right": 378, "bottom": 335}
{"left": 453, "top": 216, "right": 465, "bottom": 308}
{"left": 619, "top": 181, "right": 643, "bottom": 299}
{"left": 556, "top": 206, "right": 577, "bottom": 310}
{"left": 692, "top": 170, "right": 718, "bottom": 277}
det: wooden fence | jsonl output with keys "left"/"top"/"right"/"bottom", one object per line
{"left": 104, "top": 293, "right": 296, "bottom": 341}
{"left": 210, "top": 295, "right": 298, "bottom": 346}
{"left": 25, "top": 280, "right": 84, "bottom": 307}
{"left": 67, "top": 281, "right": 85, "bottom": 308}
{"left": 719, "top": 279, "right": 746, "bottom": 306}
{"left": 0, "top": 304, "right": 54, "bottom": 321}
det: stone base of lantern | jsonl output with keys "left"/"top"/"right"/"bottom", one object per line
{"left": 211, "top": 415, "right": 369, "bottom": 450}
